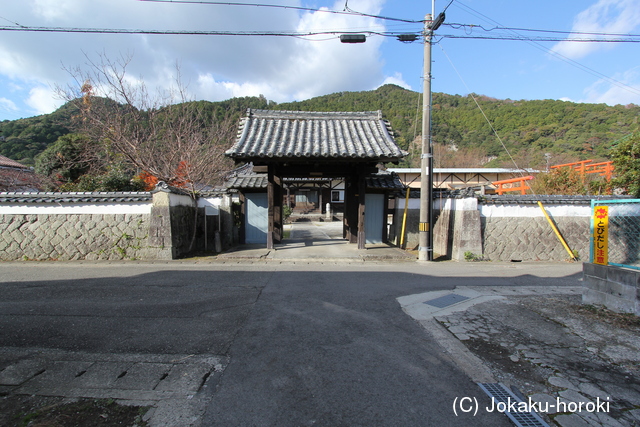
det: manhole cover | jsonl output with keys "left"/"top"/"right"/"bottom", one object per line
{"left": 423, "top": 293, "right": 469, "bottom": 308}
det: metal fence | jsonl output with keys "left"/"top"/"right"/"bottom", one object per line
{"left": 591, "top": 199, "right": 640, "bottom": 270}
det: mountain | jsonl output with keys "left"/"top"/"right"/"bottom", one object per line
{"left": 274, "top": 85, "right": 640, "bottom": 168}
{"left": 1, "top": 84, "right": 638, "bottom": 169}
{"left": 0, "top": 102, "right": 77, "bottom": 167}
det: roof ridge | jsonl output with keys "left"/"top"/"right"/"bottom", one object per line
{"left": 248, "top": 109, "right": 382, "bottom": 118}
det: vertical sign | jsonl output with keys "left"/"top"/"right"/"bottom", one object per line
{"left": 593, "top": 206, "right": 609, "bottom": 265}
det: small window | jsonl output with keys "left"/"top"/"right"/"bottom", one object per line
{"left": 331, "top": 190, "right": 342, "bottom": 202}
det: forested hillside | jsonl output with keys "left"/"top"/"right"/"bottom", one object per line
{"left": 0, "top": 103, "right": 74, "bottom": 167}
{"left": 276, "top": 85, "right": 640, "bottom": 168}
{"left": 1, "top": 84, "right": 638, "bottom": 169}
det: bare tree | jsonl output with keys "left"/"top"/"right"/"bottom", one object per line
{"left": 58, "top": 53, "right": 236, "bottom": 251}
{"left": 59, "top": 53, "right": 235, "bottom": 192}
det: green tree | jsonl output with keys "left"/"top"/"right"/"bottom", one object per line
{"left": 58, "top": 165, "right": 145, "bottom": 192}
{"left": 611, "top": 133, "right": 640, "bottom": 197}
{"left": 34, "top": 132, "right": 142, "bottom": 191}
{"left": 34, "top": 133, "right": 94, "bottom": 185}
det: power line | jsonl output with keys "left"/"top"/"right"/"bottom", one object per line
{"left": 444, "top": 22, "right": 640, "bottom": 39}
{"left": 5, "top": 24, "right": 640, "bottom": 45}
{"left": 449, "top": 1, "right": 640, "bottom": 98}
{"left": 0, "top": 15, "right": 25, "bottom": 28}
{"left": 442, "top": 0, "right": 456, "bottom": 14}
{"left": 137, "top": 0, "right": 424, "bottom": 24}
{"left": 0, "top": 25, "right": 406, "bottom": 39}
{"left": 439, "top": 34, "right": 640, "bottom": 43}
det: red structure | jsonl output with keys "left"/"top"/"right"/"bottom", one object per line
{"left": 550, "top": 160, "right": 614, "bottom": 181}
{"left": 492, "top": 176, "right": 534, "bottom": 195}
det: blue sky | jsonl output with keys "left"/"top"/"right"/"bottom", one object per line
{"left": 1, "top": 0, "right": 639, "bottom": 121}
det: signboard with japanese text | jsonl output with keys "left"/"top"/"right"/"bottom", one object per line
{"left": 593, "top": 206, "right": 609, "bottom": 265}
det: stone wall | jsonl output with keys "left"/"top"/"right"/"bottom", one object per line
{"left": 434, "top": 198, "right": 483, "bottom": 261}
{"left": 392, "top": 194, "right": 619, "bottom": 262}
{"left": 0, "top": 213, "right": 152, "bottom": 261}
{"left": 147, "top": 189, "right": 197, "bottom": 259}
{"left": 479, "top": 200, "right": 593, "bottom": 262}
{"left": 0, "top": 187, "right": 230, "bottom": 261}
{"left": 481, "top": 216, "right": 590, "bottom": 262}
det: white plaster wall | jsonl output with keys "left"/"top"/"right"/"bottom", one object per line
{"left": 397, "top": 198, "right": 592, "bottom": 217}
{"left": 168, "top": 193, "right": 194, "bottom": 207}
{"left": 0, "top": 202, "right": 152, "bottom": 215}
{"left": 399, "top": 197, "right": 480, "bottom": 211}
{"left": 480, "top": 204, "right": 591, "bottom": 218}
{"left": 198, "top": 197, "right": 222, "bottom": 215}
{"left": 396, "top": 198, "right": 421, "bottom": 210}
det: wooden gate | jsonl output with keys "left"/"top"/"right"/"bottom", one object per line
{"left": 365, "top": 194, "right": 384, "bottom": 244}
{"left": 245, "top": 193, "right": 268, "bottom": 244}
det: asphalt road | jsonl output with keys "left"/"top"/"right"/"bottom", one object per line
{"left": 0, "top": 261, "right": 582, "bottom": 426}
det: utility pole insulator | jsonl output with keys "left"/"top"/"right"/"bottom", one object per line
{"left": 340, "top": 34, "right": 366, "bottom": 43}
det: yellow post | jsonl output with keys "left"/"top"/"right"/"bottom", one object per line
{"left": 537, "top": 201, "right": 577, "bottom": 261}
{"left": 400, "top": 188, "right": 410, "bottom": 248}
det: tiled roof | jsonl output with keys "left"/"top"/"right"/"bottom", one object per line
{"left": 226, "top": 109, "right": 407, "bottom": 162}
{"left": 224, "top": 162, "right": 254, "bottom": 180}
{"left": 0, "top": 192, "right": 152, "bottom": 203}
{"left": 225, "top": 175, "right": 268, "bottom": 189}
{"left": 226, "top": 173, "right": 404, "bottom": 190}
{"left": 0, "top": 154, "right": 30, "bottom": 170}
{"left": 365, "top": 173, "right": 405, "bottom": 190}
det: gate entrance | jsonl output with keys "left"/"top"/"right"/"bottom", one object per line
{"left": 225, "top": 109, "right": 407, "bottom": 249}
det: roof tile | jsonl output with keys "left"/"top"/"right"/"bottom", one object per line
{"left": 226, "top": 109, "right": 407, "bottom": 162}
{"left": 0, "top": 191, "right": 152, "bottom": 203}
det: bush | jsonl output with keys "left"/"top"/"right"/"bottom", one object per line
{"left": 611, "top": 133, "right": 640, "bottom": 197}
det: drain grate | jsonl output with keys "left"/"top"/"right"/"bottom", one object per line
{"left": 478, "top": 383, "right": 549, "bottom": 427}
{"left": 423, "top": 293, "right": 469, "bottom": 308}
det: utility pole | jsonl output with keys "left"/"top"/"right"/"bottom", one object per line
{"left": 418, "top": 13, "right": 434, "bottom": 262}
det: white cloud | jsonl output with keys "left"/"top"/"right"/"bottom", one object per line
{"left": 0, "top": 0, "right": 391, "bottom": 119}
{"left": 196, "top": 73, "right": 272, "bottom": 101}
{"left": 32, "top": 0, "right": 78, "bottom": 21}
{"left": 0, "top": 98, "right": 18, "bottom": 113}
{"left": 25, "top": 86, "right": 63, "bottom": 115}
{"left": 581, "top": 67, "right": 640, "bottom": 105}
{"left": 552, "top": 0, "right": 640, "bottom": 59}
{"left": 380, "top": 72, "right": 411, "bottom": 90}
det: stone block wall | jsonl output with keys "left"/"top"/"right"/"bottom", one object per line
{"left": 583, "top": 263, "right": 640, "bottom": 314}
{"left": 0, "top": 188, "right": 229, "bottom": 261}
{"left": 440, "top": 198, "right": 483, "bottom": 261}
{"left": 392, "top": 194, "right": 605, "bottom": 262}
{"left": 0, "top": 213, "right": 152, "bottom": 261}
{"left": 478, "top": 200, "right": 592, "bottom": 262}
{"left": 481, "top": 216, "right": 590, "bottom": 262}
